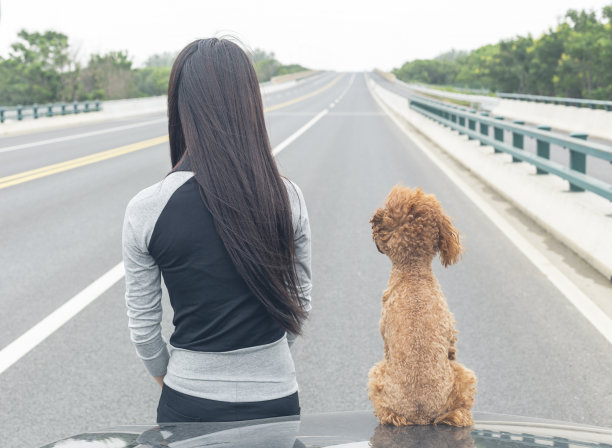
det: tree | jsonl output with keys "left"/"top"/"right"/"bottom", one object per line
{"left": 81, "top": 51, "right": 134, "bottom": 100}
{"left": 0, "top": 29, "right": 73, "bottom": 105}
{"left": 391, "top": 4, "right": 612, "bottom": 100}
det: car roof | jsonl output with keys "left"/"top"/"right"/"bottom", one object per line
{"left": 39, "top": 411, "right": 612, "bottom": 447}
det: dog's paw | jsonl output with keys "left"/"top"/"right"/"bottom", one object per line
{"left": 377, "top": 409, "right": 413, "bottom": 427}
{"left": 434, "top": 408, "right": 474, "bottom": 427}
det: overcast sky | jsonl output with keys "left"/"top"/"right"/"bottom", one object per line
{"left": 0, "top": 0, "right": 610, "bottom": 71}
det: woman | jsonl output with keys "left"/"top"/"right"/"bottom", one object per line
{"left": 121, "top": 38, "right": 311, "bottom": 423}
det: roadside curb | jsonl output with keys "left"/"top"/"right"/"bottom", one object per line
{"left": 0, "top": 97, "right": 168, "bottom": 138}
{"left": 367, "top": 77, "right": 612, "bottom": 282}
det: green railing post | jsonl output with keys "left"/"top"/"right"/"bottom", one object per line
{"left": 47, "top": 104, "right": 53, "bottom": 117}
{"left": 73, "top": 102, "right": 79, "bottom": 114}
{"left": 33, "top": 104, "right": 39, "bottom": 119}
{"left": 95, "top": 100, "right": 101, "bottom": 111}
{"left": 0, "top": 108, "right": 4, "bottom": 123}
{"left": 569, "top": 133, "right": 587, "bottom": 192}
{"left": 512, "top": 120, "right": 525, "bottom": 162}
{"left": 493, "top": 116, "right": 504, "bottom": 153}
{"left": 458, "top": 115, "right": 465, "bottom": 135}
{"left": 85, "top": 102, "right": 90, "bottom": 113}
{"left": 479, "top": 112, "right": 489, "bottom": 146}
{"left": 467, "top": 110, "right": 476, "bottom": 140}
{"left": 536, "top": 125, "right": 551, "bottom": 174}
{"left": 61, "top": 103, "right": 67, "bottom": 115}
{"left": 17, "top": 105, "right": 23, "bottom": 120}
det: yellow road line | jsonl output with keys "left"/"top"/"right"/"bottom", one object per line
{"left": 264, "top": 74, "right": 344, "bottom": 112}
{"left": 0, "top": 136, "right": 168, "bottom": 190}
{"left": 1, "top": 74, "right": 345, "bottom": 190}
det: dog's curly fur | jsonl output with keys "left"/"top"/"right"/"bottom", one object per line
{"left": 367, "top": 185, "right": 477, "bottom": 427}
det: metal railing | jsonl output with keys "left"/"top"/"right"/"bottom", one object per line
{"left": 406, "top": 93, "right": 612, "bottom": 201}
{"left": 498, "top": 93, "right": 612, "bottom": 111}
{"left": 0, "top": 100, "right": 102, "bottom": 123}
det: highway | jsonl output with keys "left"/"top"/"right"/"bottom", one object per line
{"left": 1, "top": 72, "right": 611, "bottom": 447}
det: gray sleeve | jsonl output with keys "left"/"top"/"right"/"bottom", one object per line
{"left": 122, "top": 200, "right": 169, "bottom": 377}
{"left": 285, "top": 180, "right": 312, "bottom": 347}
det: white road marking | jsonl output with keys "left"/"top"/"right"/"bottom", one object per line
{"left": 0, "top": 117, "right": 167, "bottom": 153}
{"left": 0, "top": 97, "right": 340, "bottom": 375}
{"left": 370, "top": 80, "right": 612, "bottom": 346}
{"left": 272, "top": 108, "right": 329, "bottom": 156}
{"left": 0, "top": 263, "right": 125, "bottom": 375}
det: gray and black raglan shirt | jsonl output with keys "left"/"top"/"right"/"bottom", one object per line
{"left": 121, "top": 165, "right": 311, "bottom": 402}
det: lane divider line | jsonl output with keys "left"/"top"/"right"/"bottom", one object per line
{"left": 0, "top": 136, "right": 169, "bottom": 190}
{"left": 368, "top": 76, "right": 612, "bottom": 347}
{"left": 264, "top": 74, "right": 344, "bottom": 112}
{"left": 272, "top": 109, "right": 329, "bottom": 156}
{"left": 1, "top": 74, "right": 347, "bottom": 190}
{"left": 0, "top": 85, "right": 345, "bottom": 374}
{"left": 0, "top": 118, "right": 168, "bottom": 154}
{"left": 0, "top": 262, "right": 125, "bottom": 375}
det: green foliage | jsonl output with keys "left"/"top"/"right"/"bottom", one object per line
{"left": 0, "top": 32, "right": 307, "bottom": 105}
{"left": 250, "top": 48, "right": 309, "bottom": 82}
{"left": 0, "top": 30, "right": 72, "bottom": 105}
{"left": 80, "top": 51, "right": 134, "bottom": 100}
{"left": 132, "top": 66, "right": 172, "bottom": 97}
{"left": 393, "top": 4, "right": 612, "bottom": 100}
{"left": 276, "top": 64, "right": 308, "bottom": 76}
{"left": 392, "top": 59, "right": 458, "bottom": 85}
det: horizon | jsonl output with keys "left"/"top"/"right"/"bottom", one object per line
{"left": 0, "top": 0, "right": 610, "bottom": 71}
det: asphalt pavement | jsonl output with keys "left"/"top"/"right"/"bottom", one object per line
{"left": 1, "top": 72, "right": 611, "bottom": 448}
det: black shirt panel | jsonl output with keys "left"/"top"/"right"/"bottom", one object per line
{"left": 148, "top": 177, "right": 285, "bottom": 352}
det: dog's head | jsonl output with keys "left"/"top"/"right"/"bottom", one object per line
{"left": 370, "top": 185, "right": 463, "bottom": 267}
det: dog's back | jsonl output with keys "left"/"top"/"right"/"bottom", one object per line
{"left": 379, "top": 274, "right": 456, "bottom": 422}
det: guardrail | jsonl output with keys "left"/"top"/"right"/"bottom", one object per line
{"left": 0, "top": 100, "right": 102, "bottom": 124}
{"left": 498, "top": 93, "right": 612, "bottom": 111}
{"left": 407, "top": 93, "right": 612, "bottom": 201}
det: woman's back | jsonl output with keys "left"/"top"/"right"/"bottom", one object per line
{"left": 123, "top": 163, "right": 311, "bottom": 402}
{"left": 122, "top": 37, "right": 311, "bottom": 422}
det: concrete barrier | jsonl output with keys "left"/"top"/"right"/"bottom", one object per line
{"left": 368, "top": 76, "right": 612, "bottom": 281}
{"left": 391, "top": 80, "right": 612, "bottom": 141}
{"left": 270, "top": 70, "right": 320, "bottom": 84}
{"left": 490, "top": 99, "right": 612, "bottom": 141}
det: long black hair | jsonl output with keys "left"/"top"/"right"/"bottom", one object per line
{"left": 167, "top": 38, "right": 307, "bottom": 335}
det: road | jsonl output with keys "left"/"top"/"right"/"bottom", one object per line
{"left": 1, "top": 72, "right": 611, "bottom": 447}
{"left": 371, "top": 72, "right": 612, "bottom": 186}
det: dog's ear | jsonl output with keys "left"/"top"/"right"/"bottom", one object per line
{"left": 370, "top": 207, "right": 385, "bottom": 229}
{"left": 370, "top": 207, "right": 388, "bottom": 254}
{"left": 438, "top": 211, "right": 463, "bottom": 267}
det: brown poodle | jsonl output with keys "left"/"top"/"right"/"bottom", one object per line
{"left": 367, "top": 185, "right": 477, "bottom": 427}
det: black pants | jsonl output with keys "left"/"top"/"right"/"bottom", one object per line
{"left": 157, "top": 383, "right": 300, "bottom": 423}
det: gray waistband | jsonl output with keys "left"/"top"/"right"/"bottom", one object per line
{"left": 163, "top": 334, "right": 298, "bottom": 402}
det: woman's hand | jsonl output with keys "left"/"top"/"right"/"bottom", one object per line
{"left": 154, "top": 375, "right": 165, "bottom": 387}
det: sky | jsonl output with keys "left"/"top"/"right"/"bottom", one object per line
{"left": 0, "top": 0, "right": 610, "bottom": 71}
